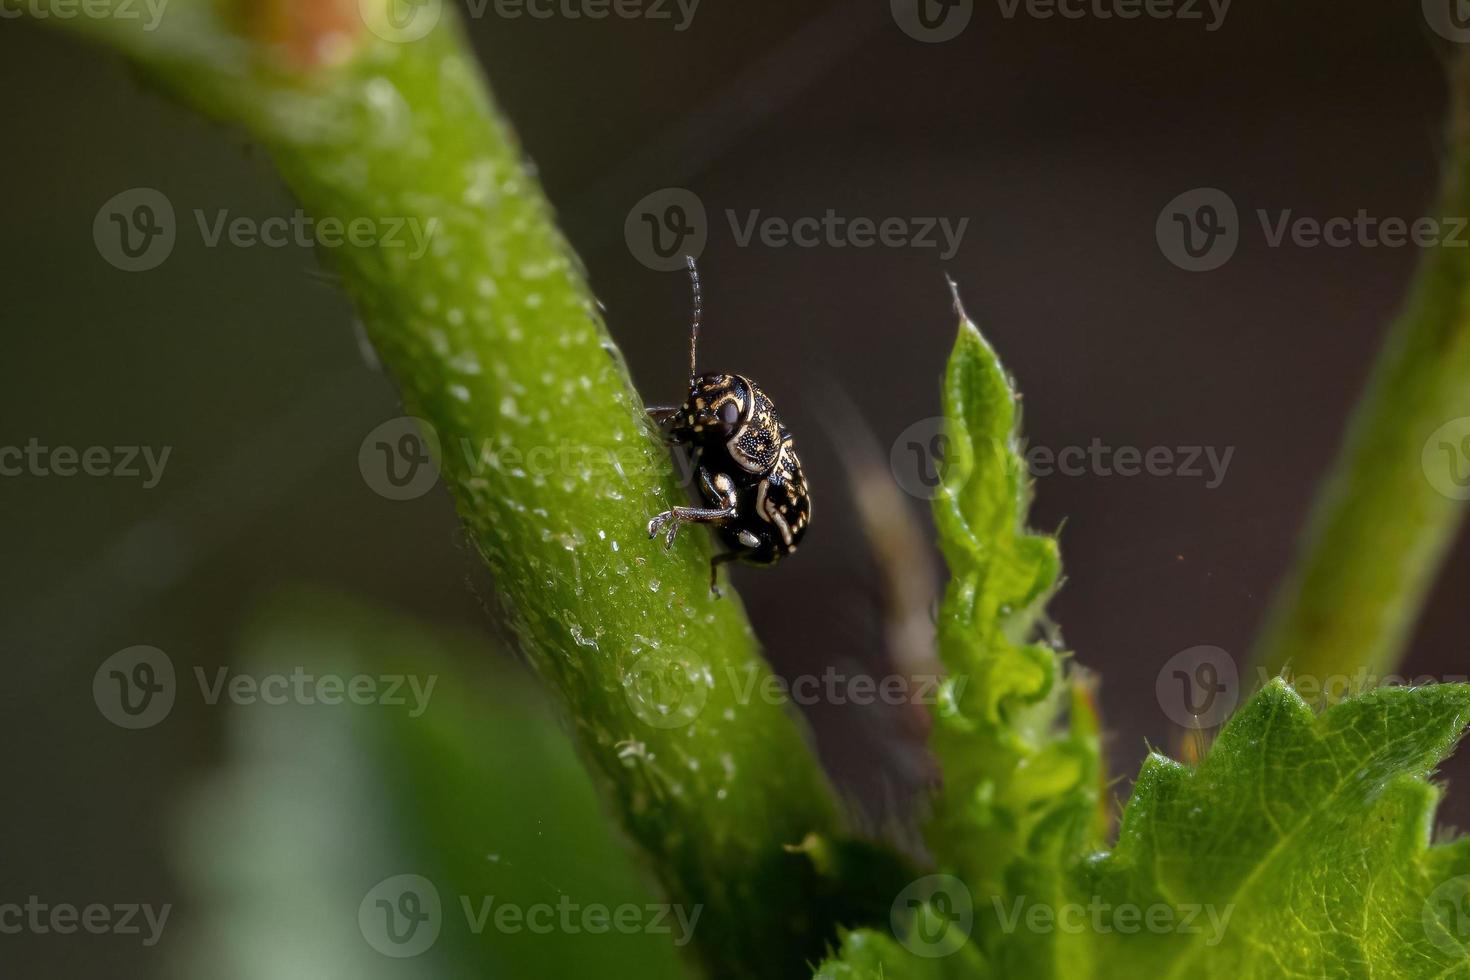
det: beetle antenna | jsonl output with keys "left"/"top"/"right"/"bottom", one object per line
{"left": 685, "top": 255, "right": 702, "bottom": 385}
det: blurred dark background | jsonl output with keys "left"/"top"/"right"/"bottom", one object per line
{"left": 5, "top": 1, "right": 1470, "bottom": 976}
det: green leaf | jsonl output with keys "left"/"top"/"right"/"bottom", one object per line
{"left": 822, "top": 682, "right": 1470, "bottom": 979}
{"left": 1061, "top": 681, "right": 1470, "bottom": 978}
{"left": 1070, "top": 681, "right": 1470, "bottom": 980}
{"left": 923, "top": 292, "right": 1104, "bottom": 913}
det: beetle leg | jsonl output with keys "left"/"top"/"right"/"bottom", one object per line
{"left": 647, "top": 505, "right": 736, "bottom": 549}
{"left": 648, "top": 467, "right": 738, "bottom": 549}
{"left": 708, "top": 551, "right": 746, "bottom": 597}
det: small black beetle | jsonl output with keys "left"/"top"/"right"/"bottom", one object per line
{"left": 647, "top": 258, "right": 810, "bottom": 594}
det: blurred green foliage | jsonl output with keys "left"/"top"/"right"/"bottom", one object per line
{"left": 172, "top": 590, "right": 690, "bottom": 980}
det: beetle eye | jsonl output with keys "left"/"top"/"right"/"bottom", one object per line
{"left": 719, "top": 401, "right": 741, "bottom": 426}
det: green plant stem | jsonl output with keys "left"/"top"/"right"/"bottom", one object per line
{"left": 25, "top": 2, "right": 868, "bottom": 974}
{"left": 1253, "top": 55, "right": 1470, "bottom": 687}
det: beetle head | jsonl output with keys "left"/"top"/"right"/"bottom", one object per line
{"left": 675, "top": 373, "right": 750, "bottom": 441}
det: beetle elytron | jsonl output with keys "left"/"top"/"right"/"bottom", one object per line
{"left": 646, "top": 258, "right": 810, "bottom": 595}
